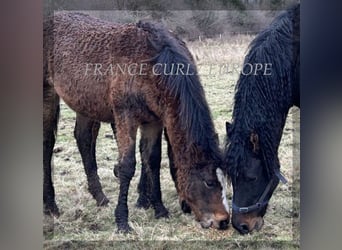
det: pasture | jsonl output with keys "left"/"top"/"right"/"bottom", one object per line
{"left": 43, "top": 34, "right": 300, "bottom": 249}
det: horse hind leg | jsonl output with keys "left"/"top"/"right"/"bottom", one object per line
{"left": 74, "top": 113, "right": 109, "bottom": 206}
{"left": 140, "top": 122, "right": 169, "bottom": 219}
{"left": 43, "top": 82, "right": 60, "bottom": 217}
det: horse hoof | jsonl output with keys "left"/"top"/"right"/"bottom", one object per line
{"left": 181, "top": 200, "right": 191, "bottom": 214}
{"left": 136, "top": 197, "right": 151, "bottom": 209}
{"left": 155, "top": 208, "right": 169, "bottom": 219}
{"left": 44, "top": 203, "right": 60, "bottom": 218}
{"left": 116, "top": 224, "right": 132, "bottom": 234}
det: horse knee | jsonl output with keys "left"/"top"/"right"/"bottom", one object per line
{"left": 118, "top": 158, "right": 136, "bottom": 180}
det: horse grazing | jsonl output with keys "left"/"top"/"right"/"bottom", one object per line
{"left": 224, "top": 4, "right": 300, "bottom": 234}
{"left": 44, "top": 12, "right": 229, "bottom": 232}
{"left": 44, "top": 22, "right": 193, "bottom": 225}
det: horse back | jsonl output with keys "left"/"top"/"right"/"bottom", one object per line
{"left": 45, "top": 12, "right": 160, "bottom": 123}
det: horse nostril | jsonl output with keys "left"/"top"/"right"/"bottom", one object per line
{"left": 180, "top": 200, "right": 191, "bottom": 214}
{"left": 219, "top": 219, "right": 229, "bottom": 230}
{"left": 239, "top": 223, "right": 250, "bottom": 234}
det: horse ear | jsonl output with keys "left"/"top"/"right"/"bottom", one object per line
{"left": 225, "top": 122, "right": 232, "bottom": 135}
{"left": 250, "top": 132, "right": 259, "bottom": 152}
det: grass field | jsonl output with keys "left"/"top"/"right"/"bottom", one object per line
{"left": 43, "top": 35, "right": 300, "bottom": 249}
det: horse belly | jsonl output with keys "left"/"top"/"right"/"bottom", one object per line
{"left": 54, "top": 79, "right": 113, "bottom": 123}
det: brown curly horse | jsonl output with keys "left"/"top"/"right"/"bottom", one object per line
{"left": 44, "top": 12, "right": 229, "bottom": 232}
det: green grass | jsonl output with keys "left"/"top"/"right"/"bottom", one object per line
{"left": 44, "top": 35, "right": 300, "bottom": 249}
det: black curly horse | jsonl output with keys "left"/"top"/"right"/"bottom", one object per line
{"left": 224, "top": 4, "right": 300, "bottom": 234}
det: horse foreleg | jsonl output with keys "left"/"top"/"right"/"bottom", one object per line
{"left": 136, "top": 141, "right": 152, "bottom": 209}
{"left": 113, "top": 112, "right": 138, "bottom": 233}
{"left": 111, "top": 120, "right": 152, "bottom": 212}
{"left": 139, "top": 123, "right": 169, "bottom": 219}
{"left": 43, "top": 84, "right": 60, "bottom": 217}
{"left": 164, "top": 129, "right": 177, "bottom": 187}
{"left": 74, "top": 113, "right": 109, "bottom": 206}
{"left": 164, "top": 129, "right": 191, "bottom": 214}
{"left": 110, "top": 122, "right": 122, "bottom": 179}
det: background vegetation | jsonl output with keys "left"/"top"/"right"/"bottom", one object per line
{"left": 44, "top": 0, "right": 298, "bottom": 40}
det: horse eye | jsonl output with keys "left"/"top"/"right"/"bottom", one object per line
{"left": 248, "top": 176, "right": 257, "bottom": 182}
{"left": 243, "top": 172, "right": 258, "bottom": 182}
{"left": 203, "top": 180, "right": 215, "bottom": 189}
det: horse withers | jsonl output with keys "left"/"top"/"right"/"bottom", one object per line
{"left": 224, "top": 4, "right": 300, "bottom": 234}
{"left": 44, "top": 12, "right": 229, "bottom": 232}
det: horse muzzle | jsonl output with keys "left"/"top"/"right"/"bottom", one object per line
{"left": 200, "top": 213, "right": 230, "bottom": 230}
{"left": 233, "top": 215, "right": 264, "bottom": 234}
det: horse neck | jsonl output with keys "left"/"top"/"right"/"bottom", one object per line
{"left": 164, "top": 108, "right": 219, "bottom": 169}
{"left": 164, "top": 112, "right": 221, "bottom": 199}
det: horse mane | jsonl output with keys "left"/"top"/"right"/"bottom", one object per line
{"left": 225, "top": 4, "right": 300, "bottom": 176}
{"left": 137, "top": 21, "right": 222, "bottom": 164}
